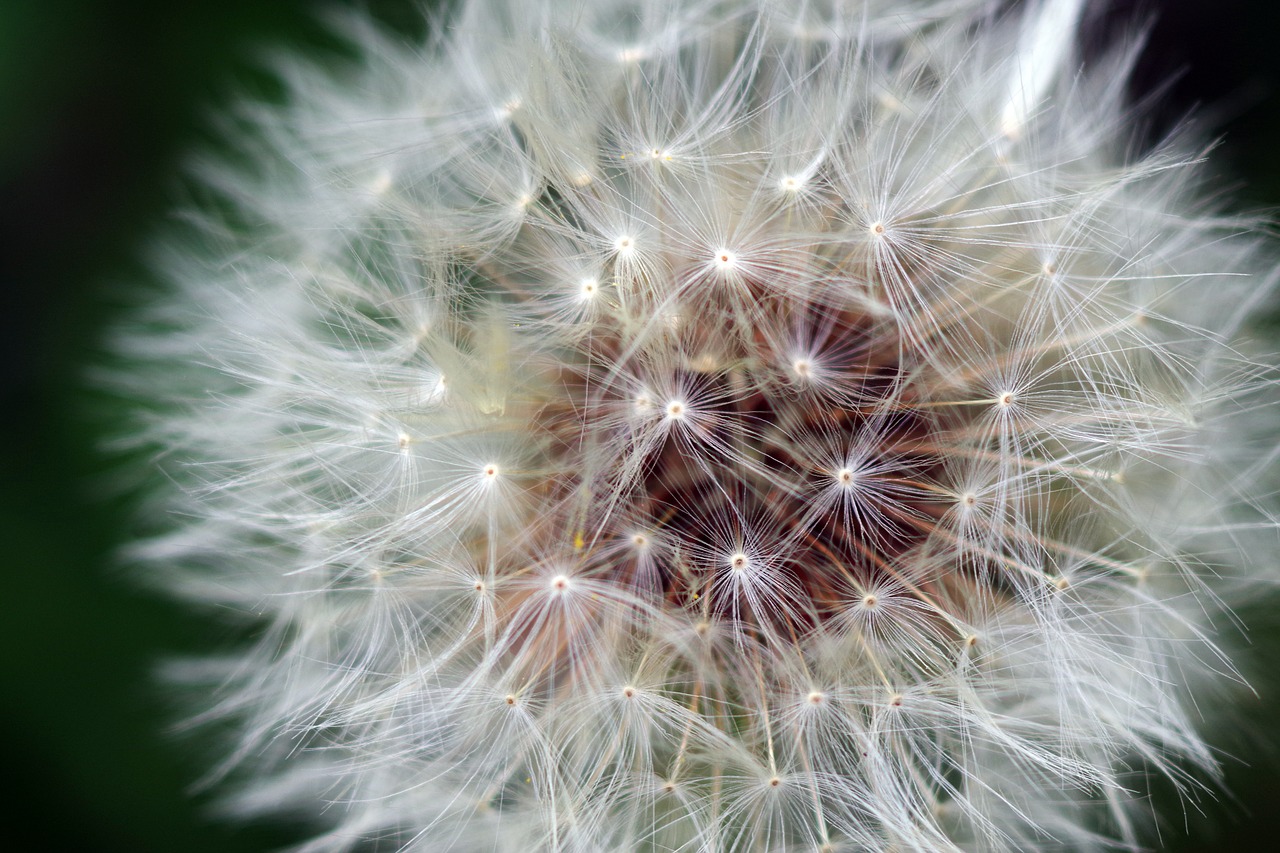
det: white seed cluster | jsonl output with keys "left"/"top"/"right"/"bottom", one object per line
{"left": 118, "top": 1, "right": 1280, "bottom": 850}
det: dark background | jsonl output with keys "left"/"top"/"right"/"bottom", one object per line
{"left": 2, "top": 1, "right": 1279, "bottom": 850}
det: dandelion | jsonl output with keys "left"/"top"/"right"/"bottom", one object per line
{"left": 115, "top": 0, "right": 1280, "bottom": 850}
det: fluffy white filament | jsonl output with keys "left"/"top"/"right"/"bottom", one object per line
{"left": 115, "top": 1, "right": 1280, "bottom": 851}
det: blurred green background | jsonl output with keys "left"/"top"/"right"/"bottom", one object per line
{"left": 1, "top": 1, "right": 1279, "bottom": 851}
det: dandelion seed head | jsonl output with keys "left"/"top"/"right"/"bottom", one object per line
{"left": 115, "top": 0, "right": 1280, "bottom": 850}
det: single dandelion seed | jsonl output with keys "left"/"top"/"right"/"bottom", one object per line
{"left": 714, "top": 249, "right": 738, "bottom": 271}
